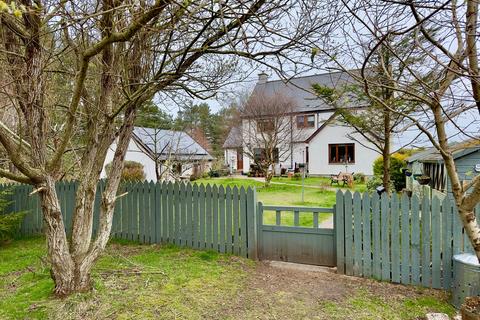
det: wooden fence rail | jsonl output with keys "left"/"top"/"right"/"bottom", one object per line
{"left": 335, "top": 190, "right": 479, "bottom": 290}
{"left": 3, "top": 181, "right": 257, "bottom": 258}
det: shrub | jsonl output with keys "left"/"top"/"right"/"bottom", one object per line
{"left": 292, "top": 173, "right": 302, "bottom": 180}
{"left": 353, "top": 172, "right": 366, "bottom": 183}
{"left": 366, "top": 176, "right": 394, "bottom": 193}
{"left": 0, "top": 189, "right": 26, "bottom": 243}
{"left": 0, "top": 212, "right": 25, "bottom": 242}
{"left": 372, "top": 153, "right": 407, "bottom": 191}
{"left": 106, "top": 161, "right": 146, "bottom": 181}
{"left": 208, "top": 169, "right": 220, "bottom": 178}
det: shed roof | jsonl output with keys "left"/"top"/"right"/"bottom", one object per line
{"left": 132, "top": 127, "right": 214, "bottom": 161}
{"left": 407, "top": 139, "right": 480, "bottom": 163}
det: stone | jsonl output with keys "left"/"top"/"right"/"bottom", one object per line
{"left": 425, "top": 313, "right": 450, "bottom": 320}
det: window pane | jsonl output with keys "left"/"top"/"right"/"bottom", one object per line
{"left": 296, "top": 116, "right": 304, "bottom": 127}
{"left": 254, "top": 148, "right": 262, "bottom": 162}
{"left": 273, "top": 148, "right": 279, "bottom": 162}
{"left": 347, "top": 145, "right": 355, "bottom": 162}
{"left": 338, "top": 145, "right": 346, "bottom": 162}
{"left": 307, "top": 115, "right": 315, "bottom": 127}
{"left": 329, "top": 145, "right": 336, "bottom": 162}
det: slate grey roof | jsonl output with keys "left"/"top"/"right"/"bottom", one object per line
{"left": 222, "top": 126, "right": 242, "bottom": 149}
{"left": 407, "top": 139, "right": 480, "bottom": 163}
{"left": 251, "top": 70, "right": 359, "bottom": 113}
{"left": 132, "top": 127, "right": 214, "bottom": 161}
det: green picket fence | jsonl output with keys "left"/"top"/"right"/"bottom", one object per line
{"left": 335, "top": 190, "right": 480, "bottom": 290}
{"left": 4, "top": 181, "right": 257, "bottom": 258}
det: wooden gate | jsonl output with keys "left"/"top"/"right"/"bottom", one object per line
{"left": 257, "top": 203, "right": 336, "bottom": 266}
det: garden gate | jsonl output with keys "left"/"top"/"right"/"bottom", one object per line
{"left": 256, "top": 203, "right": 336, "bottom": 266}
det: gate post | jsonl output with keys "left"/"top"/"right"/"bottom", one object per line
{"left": 335, "top": 190, "right": 345, "bottom": 274}
{"left": 246, "top": 187, "right": 258, "bottom": 260}
{"left": 256, "top": 201, "right": 263, "bottom": 260}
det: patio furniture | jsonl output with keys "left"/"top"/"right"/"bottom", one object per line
{"left": 330, "top": 172, "right": 354, "bottom": 186}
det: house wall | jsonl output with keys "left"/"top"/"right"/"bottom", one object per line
{"left": 103, "top": 139, "right": 214, "bottom": 182}
{"left": 307, "top": 123, "right": 377, "bottom": 175}
{"left": 224, "top": 148, "right": 238, "bottom": 172}
{"left": 234, "top": 112, "right": 377, "bottom": 175}
{"left": 102, "top": 139, "right": 157, "bottom": 181}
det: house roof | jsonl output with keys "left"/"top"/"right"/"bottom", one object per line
{"left": 132, "top": 127, "right": 214, "bottom": 161}
{"left": 222, "top": 125, "right": 242, "bottom": 149}
{"left": 407, "top": 139, "right": 480, "bottom": 163}
{"left": 304, "top": 112, "right": 338, "bottom": 143}
{"left": 250, "top": 70, "right": 359, "bottom": 114}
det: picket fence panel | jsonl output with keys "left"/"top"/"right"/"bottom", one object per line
{"left": 335, "top": 190, "right": 479, "bottom": 290}
{"left": 1, "top": 181, "right": 256, "bottom": 259}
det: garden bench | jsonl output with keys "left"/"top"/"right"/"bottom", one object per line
{"left": 330, "top": 172, "right": 354, "bottom": 186}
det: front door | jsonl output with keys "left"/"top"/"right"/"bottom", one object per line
{"left": 237, "top": 148, "right": 243, "bottom": 170}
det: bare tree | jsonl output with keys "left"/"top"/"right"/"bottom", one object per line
{"left": 0, "top": 0, "right": 335, "bottom": 295}
{"left": 322, "top": 0, "right": 480, "bottom": 260}
{"left": 313, "top": 35, "right": 429, "bottom": 192}
{"left": 240, "top": 93, "right": 300, "bottom": 186}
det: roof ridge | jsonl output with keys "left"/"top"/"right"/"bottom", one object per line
{"left": 261, "top": 69, "right": 360, "bottom": 85}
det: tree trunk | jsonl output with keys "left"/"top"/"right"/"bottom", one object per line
{"left": 458, "top": 206, "right": 480, "bottom": 259}
{"left": 40, "top": 178, "right": 94, "bottom": 296}
{"left": 382, "top": 109, "right": 391, "bottom": 193}
{"left": 264, "top": 170, "right": 273, "bottom": 187}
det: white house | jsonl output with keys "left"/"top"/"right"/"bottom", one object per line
{"left": 102, "top": 127, "right": 214, "bottom": 181}
{"left": 223, "top": 71, "right": 378, "bottom": 176}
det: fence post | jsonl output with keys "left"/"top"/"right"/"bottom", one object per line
{"left": 257, "top": 201, "right": 263, "bottom": 260}
{"left": 246, "top": 187, "right": 258, "bottom": 260}
{"left": 335, "top": 190, "right": 345, "bottom": 274}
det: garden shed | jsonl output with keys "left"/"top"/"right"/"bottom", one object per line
{"left": 406, "top": 140, "right": 480, "bottom": 197}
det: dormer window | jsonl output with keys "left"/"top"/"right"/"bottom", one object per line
{"left": 296, "top": 114, "right": 315, "bottom": 128}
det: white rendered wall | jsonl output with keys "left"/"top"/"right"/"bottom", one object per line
{"left": 224, "top": 148, "right": 238, "bottom": 171}
{"left": 101, "top": 139, "right": 157, "bottom": 181}
{"left": 307, "top": 124, "right": 378, "bottom": 175}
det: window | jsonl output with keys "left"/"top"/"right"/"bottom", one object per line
{"left": 257, "top": 118, "right": 274, "bottom": 132}
{"left": 329, "top": 143, "right": 355, "bottom": 164}
{"left": 253, "top": 148, "right": 279, "bottom": 163}
{"left": 296, "top": 114, "right": 315, "bottom": 128}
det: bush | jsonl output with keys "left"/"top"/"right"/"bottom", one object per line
{"left": 366, "top": 176, "right": 394, "bottom": 193}
{"left": 208, "top": 169, "right": 220, "bottom": 178}
{"left": 353, "top": 172, "right": 366, "bottom": 183}
{"left": 291, "top": 173, "right": 302, "bottom": 180}
{"left": 372, "top": 153, "right": 408, "bottom": 191}
{"left": 106, "top": 161, "right": 146, "bottom": 181}
{"left": 0, "top": 212, "right": 25, "bottom": 242}
{"left": 0, "top": 189, "right": 26, "bottom": 243}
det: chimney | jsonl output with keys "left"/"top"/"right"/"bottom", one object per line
{"left": 257, "top": 72, "right": 268, "bottom": 84}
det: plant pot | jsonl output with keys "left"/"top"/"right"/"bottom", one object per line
{"left": 416, "top": 176, "right": 431, "bottom": 185}
{"left": 461, "top": 297, "right": 480, "bottom": 320}
{"left": 452, "top": 253, "right": 480, "bottom": 309}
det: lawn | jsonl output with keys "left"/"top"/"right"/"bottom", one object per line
{"left": 0, "top": 238, "right": 456, "bottom": 319}
{"left": 193, "top": 177, "right": 367, "bottom": 226}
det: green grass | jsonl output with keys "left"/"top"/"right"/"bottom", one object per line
{"left": 0, "top": 238, "right": 455, "bottom": 320}
{"left": 0, "top": 237, "right": 252, "bottom": 320}
{"left": 272, "top": 176, "right": 368, "bottom": 192}
{"left": 320, "top": 289, "right": 456, "bottom": 320}
{"left": 194, "top": 177, "right": 359, "bottom": 226}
